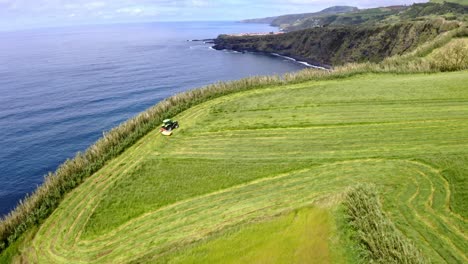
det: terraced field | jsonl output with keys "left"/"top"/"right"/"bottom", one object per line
{"left": 16, "top": 72, "right": 468, "bottom": 263}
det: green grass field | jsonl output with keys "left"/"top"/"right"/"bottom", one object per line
{"left": 161, "top": 207, "right": 348, "bottom": 264}
{"left": 9, "top": 71, "right": 468, "bottom": 263}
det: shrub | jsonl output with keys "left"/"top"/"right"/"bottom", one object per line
{"left": 428, "top": 38, "right": 468, "bottom": 71}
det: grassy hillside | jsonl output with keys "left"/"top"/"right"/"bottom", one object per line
{"left": 6, "top": 70, "right": 467, "bottom": 263}
{"left": 214, "top": 20, "right": 462, "bottom": 67}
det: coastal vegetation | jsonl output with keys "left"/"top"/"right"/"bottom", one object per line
{"left": 1, "top": 3, "right": 467, "bottom": 262}
{"left": 215, "top": 19, "right": 465, "bottom": 67}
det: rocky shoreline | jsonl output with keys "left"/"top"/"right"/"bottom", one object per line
{"left": 211, "top": 35, "right": 330, "bottom": 69}
{"left": 187, "top": 38, "right": 215, "bottom": 44}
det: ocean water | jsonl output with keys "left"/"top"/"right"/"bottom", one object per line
{"left": 0, "top": 22, "right": 305, "bottom": 217}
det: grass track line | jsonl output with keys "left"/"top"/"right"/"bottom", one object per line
{"left": 398, "top": 168, "right": 465, "bottom": 262}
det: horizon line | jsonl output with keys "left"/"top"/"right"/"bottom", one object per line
{"left": 0, "top": 19, "right": 245, "bottom": 33}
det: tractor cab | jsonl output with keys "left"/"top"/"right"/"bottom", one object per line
{"left": 160, "top": 119, "right": 179, "bottom": 135}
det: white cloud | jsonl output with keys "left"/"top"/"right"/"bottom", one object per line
{"left": 0, "top": 0, "right": 431, "bottom": 31}
{"left": 190, "top": 0, "right": 209, "bottom": 7}
{"left": 84, "top": 1, "right": 106, "bottom": 10}
{"left": 116, "top": 7, "right": 144, "bottom": 15}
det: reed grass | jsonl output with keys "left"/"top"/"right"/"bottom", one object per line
{"left": 344, "top": 185, "right": 427, "bottom": 264}
{"left": 0, "top": 23, "right": 467, "bottom": 253}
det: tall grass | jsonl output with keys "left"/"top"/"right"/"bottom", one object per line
{"left": 429, "top": 38, "right": 468, "bottom": 71}
{"left": 0, "top": 22, "right": 467, "bottom": 253}
{"left": 344, "top": 185, "right": 427, "bottom": 264}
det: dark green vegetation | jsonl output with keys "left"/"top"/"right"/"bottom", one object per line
{"left": 344, "top": 185, "right": 426, "bottom": 263}
{"left": 214, "top": 20, "right": 464, "bottom": 67}
{"left": 2, "top": 71, "right": 466, "bottom": 263}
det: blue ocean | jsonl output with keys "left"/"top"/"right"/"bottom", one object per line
{"left": 0, "top": 22, "right": 305, "bottom": 216}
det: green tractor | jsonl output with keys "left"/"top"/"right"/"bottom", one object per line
{"left": 160, "top": 119, "right": 179, "bottom": 136}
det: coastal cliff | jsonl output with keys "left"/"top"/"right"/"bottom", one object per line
{"left": 213, "top": 20, "right": 460, "bottom": 67}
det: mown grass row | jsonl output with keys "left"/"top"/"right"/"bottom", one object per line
{"left": 344, "top": 185, "right": 427, "bottom": 264}
{"left": 0, "top": 23, "right": 467, "bottom": 253}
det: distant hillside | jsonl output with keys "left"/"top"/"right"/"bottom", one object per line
{"left": 285, "top": 6, "right": 407, "bottom": 31}
{"left": 214, "top": 20, "right": 461, "bottom": 67}
{"left": 400, "top": 1, "right": 468, "bottom": 19}
{"left": 431, "top": 0, "right": 468, "bottom": 5}
{"left": 285, "top": 2, "right": 467, "bottom": 31}
{"left": 241, "top": 16, "right": 277, "bottom": 24}
{"left": 223, "top": 2, "right": 467, "bottom": 67}
{"left": 243, "top": 2, "right": 467, "bottom": 32}
{"left": 242, "top": 6, "right": 358, "bottom": 28}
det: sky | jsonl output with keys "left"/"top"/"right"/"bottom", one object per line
{"left": 0, "top": 0, "right": 429, "bottom": 31}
